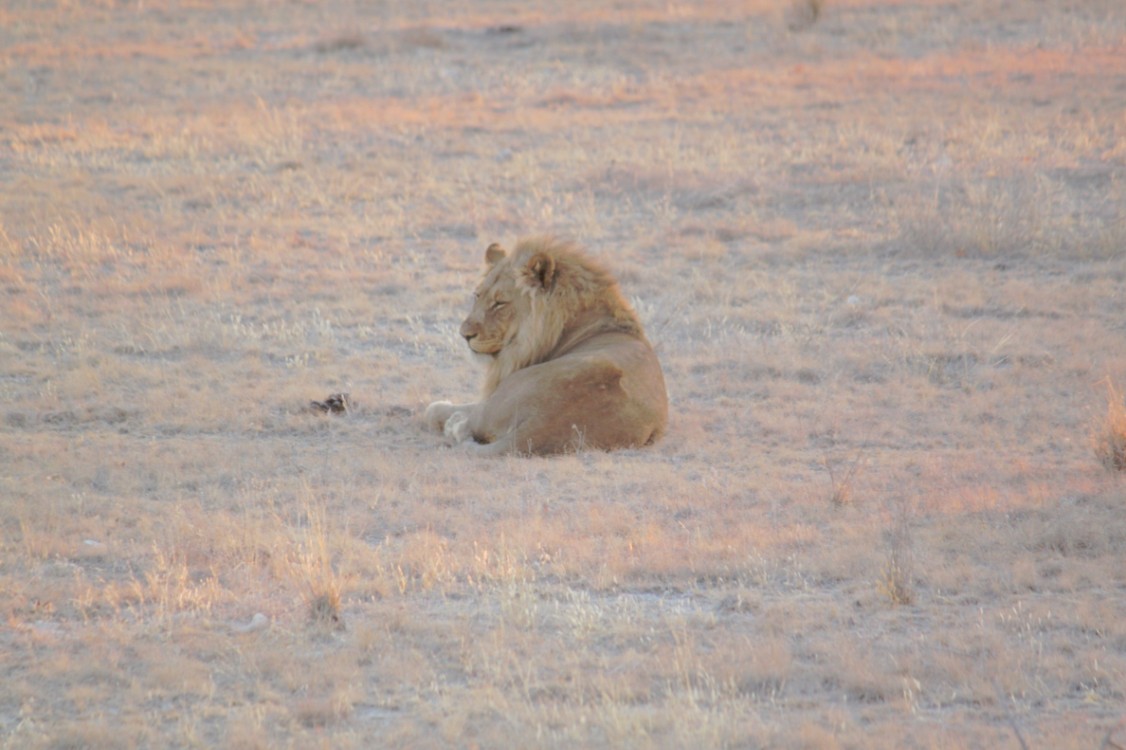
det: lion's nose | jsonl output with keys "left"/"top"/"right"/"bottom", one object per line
{"left": 463, "top": 332, "right": 476, "bottom": 343}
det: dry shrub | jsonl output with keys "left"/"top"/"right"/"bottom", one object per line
{"left": 1093, "top": 377, "right": 1126, "bottom": 472}
{"left": 292, "top": 491, "right": 345, "bottom": 629}
{"left": 308, "top": 590, "right": 342, "bottom": 628}
{"left": 823, "top": 450, "right": 865, "bottom": 507}
{"left": 880, "top": 498, "right": 915, "bottom": 606}
{"left": 881, "top": 549, "right": 914, "bottom": 606}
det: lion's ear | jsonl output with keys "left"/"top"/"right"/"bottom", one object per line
{"left": 485, "top": 243, "right": 506, "bottom": 267}
{"left": 523, "top": 252, "right": 556, "bottom": 292}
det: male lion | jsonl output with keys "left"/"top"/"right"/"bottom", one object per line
{"left": 424, "top": 237, "right": 668, "bottom": 456}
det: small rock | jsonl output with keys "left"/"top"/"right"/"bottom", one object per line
{"left": 308, "top": 393, "right": 350, "bottom": 414}
{"left": 232, "top": 613, "right": 269, "bottom": 634}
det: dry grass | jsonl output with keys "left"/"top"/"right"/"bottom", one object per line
{"left": 2, "top": 0, "right": 1126, "bottom": 747}
{"left": 1094, "top": 378, "right": 1126, "bottom": 472}
{"left": 823, "top": 449, "right": 864, "bottom": 508}
{"left": 879, "top": 497, "right": 915, "bottom": 606}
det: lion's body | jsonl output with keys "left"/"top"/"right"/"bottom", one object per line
{"left": 424, "top": 238, "right": 668, "bottom": 456}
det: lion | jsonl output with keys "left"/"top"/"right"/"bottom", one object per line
{"left": 424, "top": 237, "right": 668, "bottom": 456}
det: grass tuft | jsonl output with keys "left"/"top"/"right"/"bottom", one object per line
{"left": 880, "top": 550, "right": 914, "bottom": 607}
{"left": 823, "top": 450, "right": 864, "bottom": 508}
{"left": 879, "top": 498, "right": 915, "bottom": 606}
{"left": 1093, "top": 378, "right": 1126, "bottom": 472}
{"left": 308, "top": 590, "right": 343, "bottom": 628}
{"left": 293, "top": 490, "right": 346, "bottom": 630}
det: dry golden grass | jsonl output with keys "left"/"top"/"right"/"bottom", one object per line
{"left": 1094, "top": 378, "right": 1126, "bottom": 472}
{"left": 2, "top": 0, "right": 1125, "bottom": 747}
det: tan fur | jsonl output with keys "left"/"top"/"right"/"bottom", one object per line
{"left": 424, "top": 238, "right": 668, "bottom": 456}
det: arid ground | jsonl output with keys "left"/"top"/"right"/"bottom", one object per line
{"left": 2, "top": 1, "right": 1125, "bottom": 747}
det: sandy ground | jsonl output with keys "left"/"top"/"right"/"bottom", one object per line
{"left": 2, "top": 1, "right": 1126, "bottom": 747}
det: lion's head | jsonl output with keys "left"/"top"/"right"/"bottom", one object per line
{"left": 460, "top": 237, "right": 645, "bottom": 396}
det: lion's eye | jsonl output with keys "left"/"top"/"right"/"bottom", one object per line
{"left": 490, "top": 299, "right": 508, "bottom": 311}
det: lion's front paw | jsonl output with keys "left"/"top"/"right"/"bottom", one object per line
{"left": 424, "top": 401, "right": 455, "bottom": 432}
{"left": 443, "top": 411, "right": 471, "bottom": 444}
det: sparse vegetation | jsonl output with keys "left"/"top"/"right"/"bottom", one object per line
{"left": 879, "top": 497, "right": 915, "bottom": 606}
{"left": 295, "top": 490, "right": 346, "bottom": 629}
{"left": 823, "top": 449, "right": 864, "bottom": 507}
{"left": 1, "top": 0, "right": 1124, "bottom": 747}
{"left": 1094, "top": 378, "right": 1126, "bottom": 472}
